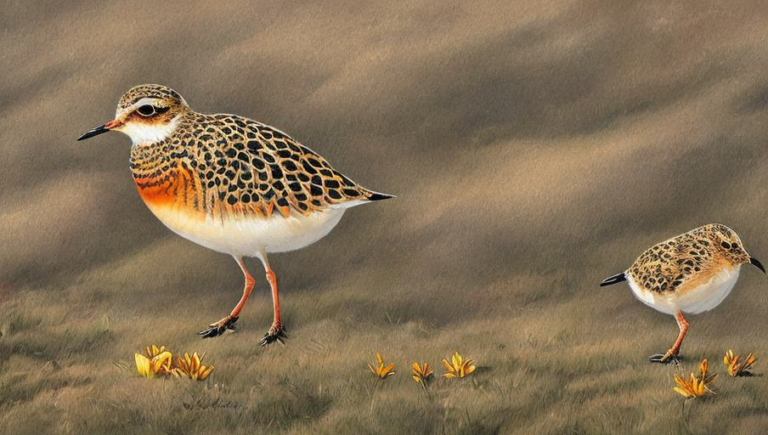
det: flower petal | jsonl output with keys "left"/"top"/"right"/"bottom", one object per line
{"left": 201, "top": 366, "right": 214, "bottom": 380}
{"left": 383, "top": 363, "right": 395, "bottom": 376}
{"left": 135, "top": 353, "right": 151, "bottom": 378}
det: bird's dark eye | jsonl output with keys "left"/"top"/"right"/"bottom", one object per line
{"left": 721, "top": 241, "right": 731, "bottom": 249}
{"left": 137, "top": 105, "right": 156, "bottom": 117}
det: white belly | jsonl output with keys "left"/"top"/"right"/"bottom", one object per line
{"left": 627, "top": 265, "right": 740, "bottom": 315}
{"left": 147, "top": 205, "right": 345, "bottom": 258}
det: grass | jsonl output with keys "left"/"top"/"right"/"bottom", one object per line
{"left": 3, "top": 271, "right": 768, "bottom": 434}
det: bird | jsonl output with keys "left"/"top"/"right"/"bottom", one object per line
{"left": 78, "top": 84, "right": 394, "bottom": 345}
{"left": 600, "top": 224, "right": 764, "bottom": 364}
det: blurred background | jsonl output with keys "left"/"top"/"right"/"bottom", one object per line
{"left": 3, "top": 1, "right": 768, "bottom": 433}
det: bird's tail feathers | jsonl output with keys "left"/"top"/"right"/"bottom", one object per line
{"left": 600, "top": 272, "right": 627, "bottom": 287}
{"left": 329, "top": 189, "right": 396, "bottom": 209}
{"left": 366, "top": 190, "right": 396, "bottom": 201}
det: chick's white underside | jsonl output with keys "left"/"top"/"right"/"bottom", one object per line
{"left": 627, "top": 265, "right": 740, "bottom": 315}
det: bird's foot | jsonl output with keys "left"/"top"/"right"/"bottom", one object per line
{"left": 260, "top": 324, "right": 287, "bottom": 346}
{"left": 649, "top": 351, "right": 681, "bottom": 365}
{"left": 198, "top": 315, "right": 239, "bottom": 339}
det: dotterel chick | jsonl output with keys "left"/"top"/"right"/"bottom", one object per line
{"left": 600, "top": 224, "right": 764, "bottom": 363}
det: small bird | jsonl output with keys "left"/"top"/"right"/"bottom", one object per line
{"left": 600, "top": 224, "right": 764, "bottom": 363}
{"left": 78, "top": 84, "right": 394, "bottom": 344}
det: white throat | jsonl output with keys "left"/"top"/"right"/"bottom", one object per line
{"left": 120, "top": 116, "right": 180, "bottom": 145}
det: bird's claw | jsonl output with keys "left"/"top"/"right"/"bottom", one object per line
{"left": 260, "top": 325, "right": 288, "bottom": 346}
{"left": 649, "top": 352, "right": 680, "bottom": 365}
{"left": 198, "top": 316, "right": 239, "bottom": 339}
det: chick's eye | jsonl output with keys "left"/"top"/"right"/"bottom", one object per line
{"left": 721, "top": 241, "right": 731, "bottom": 249}
{"left": 137, "top": 105, "right": 156, "bottom": 116}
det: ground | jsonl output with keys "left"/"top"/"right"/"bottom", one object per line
{"left": 4, "top": 1, "right": 768, "bottom": 434}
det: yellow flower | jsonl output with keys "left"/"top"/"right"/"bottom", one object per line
{"left": 172, "top": 352, "right": 214, "bottom": 380}
{"left": 135, "top": 349, "right": 173, "bottom": 379}
{"left": 442, "top": 352, "right": 476, "bottom": 379}
{"left": 673, "top": 359, "right": 717, "bottom": 399}
{"left": 723, "top": 350, "right": 757, "bottom": 377}
{"left": 134, "top": 345, "right": 215, "bottom": 381}
{"left": 368, "top": 353, "right": 395, "bottom": 380}
{"left": 145, "top": 344, "right": 167, "bottom": 359}
{"left": 411, "top": 361, "right": 434, "bottom": 386}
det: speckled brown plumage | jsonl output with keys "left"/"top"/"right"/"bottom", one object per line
{"left": 626, "top": 224, "right": 751, "bottom": 295}
{"left": 125, "top": 85, "right": 386, "bottom": 220}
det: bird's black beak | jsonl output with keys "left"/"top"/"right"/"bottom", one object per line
{"left": 77, "top": 119, "right": 121, "bottom": 141}
{"left": 750, "top": 257, "right": 766, "bottom": 274}
{"left": 77, "top": 124, "right": 110, "bottom": 141}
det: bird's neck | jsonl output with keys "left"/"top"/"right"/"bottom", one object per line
{"left": 128, "top": 114, "right": 192, "bottom": 180}
{"left": 130, "top": 137, "right": 173, "bottom": 179}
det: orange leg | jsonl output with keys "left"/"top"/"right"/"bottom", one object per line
{"left": 266, "top": 269, "right": 281, "bottom": 329}
{"left": 669, "top": 311, "right": 690, "bottom": 356}
{"left": 230, "top": 258, "right": 256, "bottom": 318}
{"left": 650, "top": 311, "right": 689, "bottom": 363}
{"left": 260, "top": 256, "right": 287, "bottom": 346}
{"left": 198, "top": 257, "right": 255, "bottom": 338}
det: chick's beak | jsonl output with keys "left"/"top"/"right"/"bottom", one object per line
{"left": 750, "top": 257, "right": 766, "bottom": 274}
{"left": 77, "top": 119, "right": 122, "bottom": 141}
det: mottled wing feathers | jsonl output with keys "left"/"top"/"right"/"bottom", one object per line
{"left": 627, "top": 228, "right": 722, "bottom": 294}
{"left": 131, "top": 112, "right": 383, "bottom": 220}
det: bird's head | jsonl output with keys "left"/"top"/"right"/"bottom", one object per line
{"left": 78, "top": 84, "right": 189, "bottom": 145}
{"left": 708, "top": 224, "right": 765, "bottom": 273}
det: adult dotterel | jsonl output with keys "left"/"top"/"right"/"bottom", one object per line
{"left": 79, "top": 84, "right": 394, "bottom": 345}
